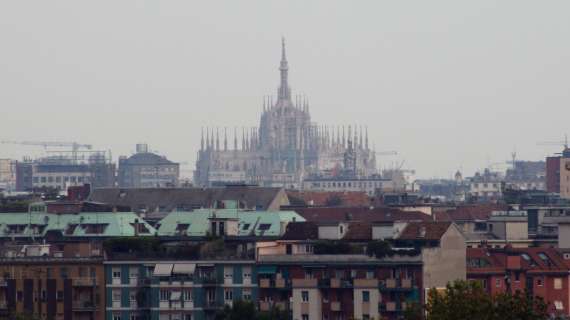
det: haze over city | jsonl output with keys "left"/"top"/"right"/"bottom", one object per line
{"left": 1, "top": 1, "right": 569, "bottom": 178}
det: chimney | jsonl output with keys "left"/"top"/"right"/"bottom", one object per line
{"left": 418, "top": 226, "right": 426, "bottom": 238}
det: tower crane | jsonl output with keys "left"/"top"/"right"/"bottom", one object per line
{"left": 537, "top": 134, "right": 569, "bottom": 150}
{"left": 0, "top": 140, "right": 92, "bottom": 162}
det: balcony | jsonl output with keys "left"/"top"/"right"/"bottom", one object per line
{"left": 198, "top": 277, "right": 219, "bottom": 286}
{"left": 380, "top": 301, "right": 405, "bottom": 313}
{"left": 275, "top": 278, "right": 287, "bottom": 288}
{"left": 354, "top": 279, "right": 378, "bottom": 288}
{"left": 292, "top": 278, "right": 318, "bottom": 288}
{"left": 330, "top": 278, "right": 341, "bottom": 288}
{"left": 330, "top": 301, "right": 341, "bottom": 312}
{"left": 72, "top": 301, "right": 98, "bottom": 311}
{"left": 72, "top": 278, "right": 96, "bottom": 287}
{"left": 401, "top": 279, "right": 412, "bottom": 289}
{"left": 381, "top": 279, "right": 414, "bottom": 291}
{"left": 259, "top": 279, "right": 271, "bottom": 288}
{"left": 259, "top": 301, "right": 271, "bottom": 312}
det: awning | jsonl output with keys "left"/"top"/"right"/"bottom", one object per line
{"left": 170, "top": 291, "right": 181, "bottom": 301}
{"left": 153, "top": 264, "right": 173, "bottom": 277}
{"left": 173, "top": 264, "right": 196, "bottom": 275}
{"left": 257, "top": 265, "right": 277, "bottom": 274}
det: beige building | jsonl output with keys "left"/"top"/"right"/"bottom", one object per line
{"left": 0, "top": 159, "right": 17, "bottom": 191}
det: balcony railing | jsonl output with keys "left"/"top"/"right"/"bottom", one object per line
{"left": 292, "top": 278, "right": 318, "bottom": 288}
{"left": 354, "top": 278, "right": 379, "bottom": 288}
{"left": 72, "top": 278, "right": 96, "bottom": 287}
{"left": 330, "top": 301, "right": 341, "bottom": 312}
{"left": 381, "top": 279, "right": 414, "bottom": 291}
{"left": 259, "top": 278, "right": 290, "bottom": 289}
{"left": 380, "top": 301, "right": 405, "bottom": 313}
{"left": 72, "top": 301, "right": 98, "bottom": 311}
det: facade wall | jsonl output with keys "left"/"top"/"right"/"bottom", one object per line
{"left": 561, "top": 158, "right": 570, "bottom": 199}
{"left": 0, "top": 260, "right": 105, "bottom": 320}
{"left": 547, "top": 156, "right": 562, "bottom": 193}
{"left": 105, "top": 261, "right": 257, "bottom": 320}
{"left": 422, "top": 225, "right": 466, "bottom": 297}
{"left": 559, "top": 224, "right": 570, "bottom": 249}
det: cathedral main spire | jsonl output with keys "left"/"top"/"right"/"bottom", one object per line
{"left": 278, "top": 37, "right": 291, "bottom": 100}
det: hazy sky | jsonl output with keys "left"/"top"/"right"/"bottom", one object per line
{"left": 1, "top": 1, "right": 569, "bottom": 179}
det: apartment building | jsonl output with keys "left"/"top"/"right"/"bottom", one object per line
{"left": 0, "top": 243, "right": 105, "bottom": 320}
{"left": 467, "top": 247, "right": 570, "bottom": 318}
{"left": 104, "top": 260, "right": 258, "bottom": 320}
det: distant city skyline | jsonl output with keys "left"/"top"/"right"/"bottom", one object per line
{"left": 1, "top": 1, "right": 569, "bottom": 179}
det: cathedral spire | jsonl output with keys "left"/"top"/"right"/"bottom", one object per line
{"left": 224, "top": 127, "right": 228, "bottom": 151}
{"left": 234, "top": 127, "right": 238, "bottom": 150}
{"left": 278, "top": 37, "right": 291, "bottom": 101}
{"left": 216, "top": 128, "right": 220, "bottom": 151}
{"left": 200, "top": 127, "right": 204, "bottom": 151}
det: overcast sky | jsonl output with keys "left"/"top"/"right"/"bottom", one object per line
{"left": 1, "top": 1, "right": 569, "bottom": 179}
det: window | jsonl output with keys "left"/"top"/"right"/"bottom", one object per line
{"left": 362, "top": 291, "right": 370, "bottom": 302}
{"left": 495, "top": 279, "right": 501, "bottom": 288}
{"left": 46, "top": 267, "right": 52, "bottom": 279}
{"left": 130, "top": 267, "right": 139, "bottom": 278}
{"left": 184, "top": 315, "right": 192, "bottom": 320}
{"left": 224, "top": 267, "right": 233, "bottom": 280}
{"left": 351, "top": 270, "right": 357, "bottom": 278}
{"left": 57, "top": 291, "right": 64, "bottom": 301}
{"left": 537, "top": 278, "right": 543, "bottom": 286}
{"left": 366, "top": 271, "right": 374, "bottom": 279}
{"left": 113, "top": 268, "right": 121, "bottom": 279}
{"left": 17, "top": 291, "right": 23, "bottom": 302}
{"left": 129, "top": 291, "right": 137, "bottom": 302}
{"left": 514, "top": 272, "right": 520, "bottom": 282}
{"left": 160, "top": 290, "right": 170, "bottom": 301}
{"left": 302, "top": 291, "right": 309, "bottom": 302}
{"left": 335, "top": 270, "right": 344, "bottom": 279}
{"left": 113, "top": 315, "right": 121, "bottom": 320}
{"left": 363, "top": 315, "right": 370, "bottom": 320}
{"left": 224, "top": 289, "right": 233, "bottom": 301}
{"left": 554, "top": 278, "right": 563, "bottom": 290}
{"left": 302, "top": 315, "right": 309, "bottom": 320}
{"left": 60, "top": 267, "right": 68, "bottom": 278}
{"left": 242, "top": 289, "right": 252, "bottom": 301}
{"left": 554, "top": 301, "right": 564, "bottom": 311}
{"left": 243, "top": 267, "right": 252, "bottom": 281}
{"left": 113, "top": 290, "right": 121, "bottom": 302}
{"left": 183, "top": 290, "right": 192, "bottom": 301}
{"left": 258, "top": 224, "right": 271, "bottom": 231}
{"left": 305, "top": 269, "right": 313, "bottom": 279}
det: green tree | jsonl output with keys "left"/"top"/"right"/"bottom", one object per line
{"left": 426, "top": 280, "right": 549, "bottom": 320}
{"left": 215, "top": 300, "right": 289, "bottom": 320}
{"left": 366, "top": 240, "right": 392, "bottom": 259}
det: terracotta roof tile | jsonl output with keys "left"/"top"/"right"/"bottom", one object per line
{"left": 286, "top": 191, "right": 371, "bottom": 207}
{"left": 294, "top": 207, "right": 431, "bottom": 224}
{"left": 398, "top": 222, "right": 452, "bottom": 240}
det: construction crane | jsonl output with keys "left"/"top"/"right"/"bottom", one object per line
{"left": 537, "top": 134, "right": 569, "bottom": 150}
{"left": 1, "top": 140, "right": 92, "bottom": 162}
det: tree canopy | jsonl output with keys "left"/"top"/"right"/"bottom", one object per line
{"left": 422, "top": 280, "right": 550, "bottom": 320}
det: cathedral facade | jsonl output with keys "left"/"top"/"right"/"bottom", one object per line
{"left": 194, "top": 39, "right": 376, "bottom": 187}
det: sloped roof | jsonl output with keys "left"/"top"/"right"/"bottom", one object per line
{"left": 281, "top": 221, "right": 319, "bottom": 240}
{"left": 286, "top": 191, "right": 371, "bottom": 207}
{"left": 398, "top": 222, "right": 452, "bottom": 241}
{"left": 294, "top": 207, "right": 431, "bottom": 224}
{"left": 434, "top": 203, "right": 509, "bottom": 222}
{"left": 155, "top": 209, "right": 304, "bottom": 237}
{"left": 467, "top": 247, "right": 569, "bottom": 273}
{"left": 343, "top": 222, "right": 372, "bottom": 241}
{"left": 0, "top": 211, "right": 156, "bottom": 238}
{"left": 89, "top": 186, "right": 288, "bottom": 212}
{"left": 121, "top": 152, "right": 177, "bottom": 165}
